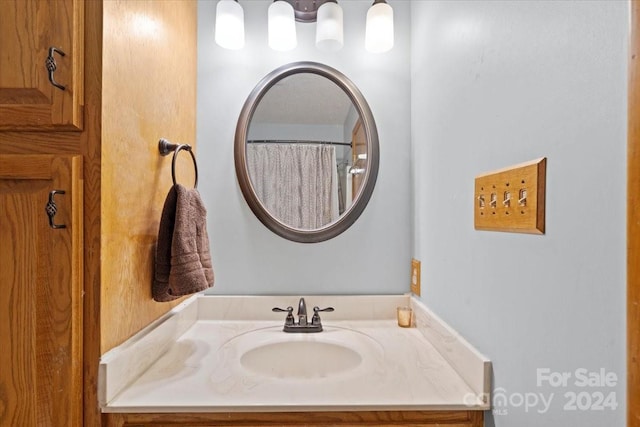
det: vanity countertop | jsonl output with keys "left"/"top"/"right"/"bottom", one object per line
{"left": 99, "top": 295, "right": 490, "bottom": 413}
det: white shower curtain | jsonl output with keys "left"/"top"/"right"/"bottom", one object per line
{"left": 247, "top": 143, "right": 339, "bottom": 229}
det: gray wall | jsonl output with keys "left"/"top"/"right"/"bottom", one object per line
{"left": 410, "top": 1, "right": 627, "bottom": 426}
{"left": 197, "top": 1, "right": 412, "bottom": 295}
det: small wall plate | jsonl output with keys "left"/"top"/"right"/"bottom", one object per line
{"left": 411, "top": 258, "right": 421, "bottom": 296}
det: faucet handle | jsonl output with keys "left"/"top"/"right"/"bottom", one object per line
{"left": 311, "top": 306, "right": 335, "bottom": 325}
{"left": 272, "top": 306, "right": 295, "bottom": 325}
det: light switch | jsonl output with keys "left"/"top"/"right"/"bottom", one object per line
{"left": 474, "top": 158, "right": 546, "bottom": 234}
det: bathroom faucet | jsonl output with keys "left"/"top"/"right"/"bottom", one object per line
{"left": 298, "top": 297, "right": 308, "bottom": 326}
{"left": 272, "top": 298, "right": 334, "bottom": 333}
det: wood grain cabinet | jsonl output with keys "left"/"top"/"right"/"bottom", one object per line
{"left": 0, "top": 0, "right": 197, "bottom": 425}
{"left": 0, "top": 154, "right": 83, "bottom": 427}
{"left": 103, "top": 411, "right": 484, "bottom": 427}
{"left": 0, "top": 0, "right": 84, "bottom": 130}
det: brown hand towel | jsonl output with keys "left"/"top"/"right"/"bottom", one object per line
{"left": 153, "top": 184, "right": 214, "bottom": 302}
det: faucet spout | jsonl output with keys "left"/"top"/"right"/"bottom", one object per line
{"left": 297, "top": 298, "right": 308, "bottom": 326}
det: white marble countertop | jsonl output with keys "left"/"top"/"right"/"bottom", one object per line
{"left": 100, "top": 295, "right": 491, "bottom": 413}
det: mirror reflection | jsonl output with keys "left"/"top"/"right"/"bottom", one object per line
{"left": 246, "top": 73, "right": 368, "bottom": 230}
{"left": 234, "top": 61, "right": 379, "bottom": 243}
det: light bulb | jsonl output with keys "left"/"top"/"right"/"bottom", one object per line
{"left": 365, "top": 0, "right": 394, "bottom": 53}
{"left": 316, "top": 1, "right": 343, "bottom": 51}
{"left": 215, "top": 0, "right": 245, "bottom": 50}
{"left": 269, "top": 1, "right": 297, "bottom": 51}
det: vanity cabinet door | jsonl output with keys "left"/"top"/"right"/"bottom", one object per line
{"left": 0, "top": 0, "right": 84, "bottom": 131}
{"left": 0, "top": 154, "right": 83, "bottom": 427}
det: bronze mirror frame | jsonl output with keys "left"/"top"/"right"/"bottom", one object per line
{"left": 234, "top": 61, "right": 379, "bottom": 243}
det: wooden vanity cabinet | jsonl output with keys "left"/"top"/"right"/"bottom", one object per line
{"left": 103, "top": 410, "right": 483, "bottom": 427}
{"left": 0, "top": 0, "right": 84, "bottom": 131}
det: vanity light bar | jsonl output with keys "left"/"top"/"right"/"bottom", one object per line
{"left": 214, "top": 0, "right": 394, "bottom": 53}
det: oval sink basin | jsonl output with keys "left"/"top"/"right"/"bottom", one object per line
{"left": 218, "top": 326, "right": 384, "bottom": 381}
{"left": 240, "top": 341, "right": 362, "bottom": 379}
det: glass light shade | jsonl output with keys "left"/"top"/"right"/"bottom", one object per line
{"left": 215, "top": 0, "right": 245, "bottom": 50}
{"left": 268, "top": 1, "right": 297, "bottom": 51}
{"left": 365, "top": 1, "right": 394, "bottom": 53}
{"left": 315, "top": 2, "right": 343, "bottom": 51}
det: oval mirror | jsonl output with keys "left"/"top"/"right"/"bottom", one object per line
{"left": 234, "top": 62, "right": 379, "bottom": 243}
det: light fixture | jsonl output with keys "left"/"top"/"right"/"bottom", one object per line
{"left": 215, "top": 0, "right": 245, "bottom": 50}
{"left": 349, "top": 154, "right": 367, "bottom": 175}
{"left": 315, "top": 0, "right": 344, "bottom": 51}
{"left": 268, "top": 0, "right": 297, "bottom": 51}
{"left": 214, "top": 0, "right": 394, "bottom": 52}
{"left": 365, "top": 0, "right": 394, "bottom": 53}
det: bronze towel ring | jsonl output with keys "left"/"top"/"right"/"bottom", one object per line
{"left": 158, "top": 138, "right": 198, "bottom": 188}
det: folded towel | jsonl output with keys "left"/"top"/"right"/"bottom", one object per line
{"left": 153, "top": 184, "right": 214, "bottom": 302}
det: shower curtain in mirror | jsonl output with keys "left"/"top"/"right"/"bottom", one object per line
{"left": 247, "top": 143, "right": 339, "bottom": 229}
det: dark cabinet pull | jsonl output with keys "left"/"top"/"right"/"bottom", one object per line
{"left": 46, "top": 47, "right": 66, "bottom": 90}
{"left": 46, "top": 190, "right": 67, "bottom": 229}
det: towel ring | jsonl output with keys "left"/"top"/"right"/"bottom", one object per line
{"left": 158, "top": 138, "right": 198, "bottom": 188}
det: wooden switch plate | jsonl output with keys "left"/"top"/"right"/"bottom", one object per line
{"left": 474, "top": 157, "right": 546, "bottom": 234}
{"left": 411, "top": 258, "right": 421, "bottom": 296}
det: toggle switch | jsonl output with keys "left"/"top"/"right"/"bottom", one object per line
{"left": 518, "top": 189, "right": 527, "bottom": 207}
{"left": 503, "top": 191, "right": 511, "bottom": 207}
